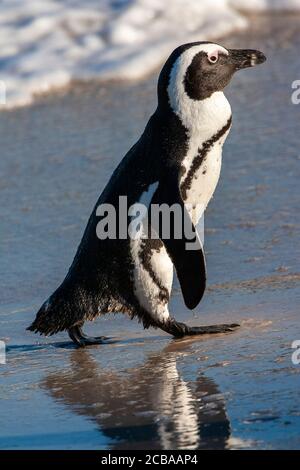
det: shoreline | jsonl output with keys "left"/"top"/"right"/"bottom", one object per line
{"left": 1, "top": 11, "right": 300, "bottom": 112}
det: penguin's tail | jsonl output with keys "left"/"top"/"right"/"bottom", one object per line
{"left": 27, "top": 284, "right": 88, "bottom": 336}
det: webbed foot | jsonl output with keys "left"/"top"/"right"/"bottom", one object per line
{"left": 68, "top": 325, "right": 109, "bottom": 347}
{"left": 161, "top": 320, "right": 240, "bottom": 338}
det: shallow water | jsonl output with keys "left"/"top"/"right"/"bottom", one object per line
{"left": 1, "top": 14, "right": 300, "bottom": 450}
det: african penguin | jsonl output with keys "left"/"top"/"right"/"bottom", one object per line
{"left": 28, "top": 42, "right": 266, "bottom": 346}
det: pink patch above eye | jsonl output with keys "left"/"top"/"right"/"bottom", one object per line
{"left": 207, "top": 50, "right": 219, "bottom": 63}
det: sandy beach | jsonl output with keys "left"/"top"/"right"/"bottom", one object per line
{"left": 1, "top": 13, "right": 300, "bottom": 449}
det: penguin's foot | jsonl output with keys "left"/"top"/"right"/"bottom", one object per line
{"left": 183, "top": 323, "right": 240, "bottom": 336}
{"left": 163, "top": 320, "right": 240, "bottom": 338}
{"left": 68, "top": 326, "right": 108, "bottom": 347}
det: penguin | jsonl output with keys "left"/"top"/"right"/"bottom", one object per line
{"left": 28, "top": 42, "right": 266, "bottom": 347}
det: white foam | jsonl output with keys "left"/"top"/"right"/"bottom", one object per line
{"left": 0, "top": 0, "right": 299, "bottom": 109}
{"left": 229, "top": 0, "right": 300, "bottom": 11}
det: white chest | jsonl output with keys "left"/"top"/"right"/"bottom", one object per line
{"left": 182, "top": 144, "right": 222, "bottom": 218}
{"left": 180, "top": 125, "right": 230, "bottom": 224}
{"left": 172, "top": 91, "right": 232, "bottom": 224}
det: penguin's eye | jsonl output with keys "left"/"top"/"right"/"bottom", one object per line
{"left": 207, "top": 51, "right": 219, "bottom": 64}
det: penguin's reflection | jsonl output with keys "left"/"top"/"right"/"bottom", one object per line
{"left": 42, "top": 340, "right": 231, "bottom": 449}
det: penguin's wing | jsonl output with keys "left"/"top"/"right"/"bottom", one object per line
{"left": 151, "top": 171, "right": 206, "bottom": 310}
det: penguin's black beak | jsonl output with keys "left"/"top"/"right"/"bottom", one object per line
{"left": 228, "top": 48, "right": 266, "bottom": 70}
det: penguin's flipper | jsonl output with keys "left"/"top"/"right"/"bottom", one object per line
{"left": 152, "top": 172, "right": 206, "bottom": 310}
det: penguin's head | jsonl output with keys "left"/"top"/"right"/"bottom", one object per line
{"left": 158, "top": 42, "right": 266, "bottom": 107}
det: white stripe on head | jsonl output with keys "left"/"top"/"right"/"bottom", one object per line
{"left": 167, "top": 43, "right": 231, "bottom": 136}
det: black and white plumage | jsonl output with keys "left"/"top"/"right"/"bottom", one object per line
{"left": 28, "top": 42, "right": 266, "bottom": 346}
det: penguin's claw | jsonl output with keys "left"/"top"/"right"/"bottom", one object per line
{"left": 68, "top": 326, "right": 108, "bottom": 347}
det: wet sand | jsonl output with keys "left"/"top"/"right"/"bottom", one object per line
{"left": 0, "top": 14, "right": 300, "bottom": 450}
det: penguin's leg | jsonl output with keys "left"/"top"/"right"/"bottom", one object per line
{"left": 68, "top": 325, "right": 109, "bottom": 347}
{"left": 133, "top": 239, "right": 239, "bottom": 338}
{"left": 159, "top": 319, "right": 240, "bottom": 338}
